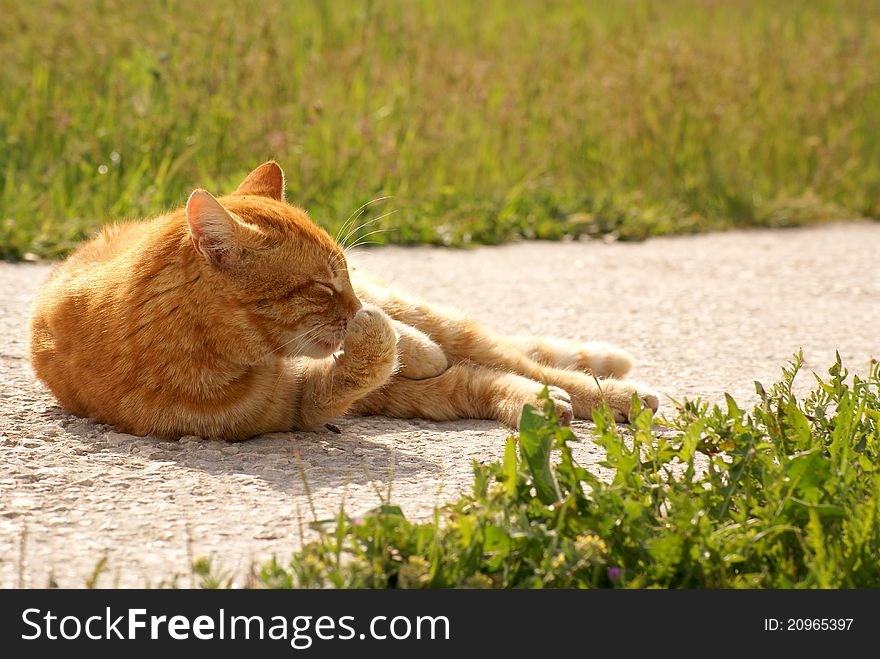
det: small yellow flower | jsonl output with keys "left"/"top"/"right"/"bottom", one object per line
{"left": 487, "top": 482, "right": 506, "bottom": 498}
{"left": 574, "top": 533, "right": 608, "bottom": 566}
{"left": 397, "top": 555, "right": 431, "bottom": 589}
{"left": 462, "top": 572, "right": 494, "bottom": 589}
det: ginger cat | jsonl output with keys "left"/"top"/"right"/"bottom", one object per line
{"left": 30, "top": 162, "right": 659, "bottom": 440}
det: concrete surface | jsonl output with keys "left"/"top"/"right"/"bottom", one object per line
{"left": 1, "top": 221, "right": 877, "bottom": 586}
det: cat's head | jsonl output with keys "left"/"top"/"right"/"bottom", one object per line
{"left": 185, "top": 162, "right": 362, "bottom": 359}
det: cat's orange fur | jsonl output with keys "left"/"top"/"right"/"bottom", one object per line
{"left": 30, "top": 162, "right": 658, "bottom": 440}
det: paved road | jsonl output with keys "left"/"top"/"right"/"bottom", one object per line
{"left": 1, "top": 222, "right": 878, "bottom": 587}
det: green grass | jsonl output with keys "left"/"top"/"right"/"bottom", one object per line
{"left": 189, "top": 354, "right": 878, "bottom": 589}
{"left": 2, "top": 0, "right": 880, "bottom": 260}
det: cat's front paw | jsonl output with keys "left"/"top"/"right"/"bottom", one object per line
{"left": 599, "top": 379, "right": 660, "bottom": 422}
{"left": 342, "top": 305, "right": 397, "bottom": 367}
{"left": 393, "top": 320, "right": 448, "bottom": 380}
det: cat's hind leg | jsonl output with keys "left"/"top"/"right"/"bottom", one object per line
{"left": 506, "top": 337, "right": 634, "bottom": 379}
{"left": 353, "top": 273, "right": 655, "bottom": 419}
{"left": 354, "top": 274, "right": 633, "bottom": 379}
{"left": 350, "top": 362, "right": 573, "bottom": 428}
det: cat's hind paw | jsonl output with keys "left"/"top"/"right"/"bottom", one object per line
{"left": 519, "top": 384, "right": 573, "bottom": 428}
{"left": 599, "top": 379, "right": 660, "bottom": 422}
{"left": 512, "top": 336, "right": 634, "bottom": 378}
{"left": 575, "top": 341, "right": 634, "bottom": 379}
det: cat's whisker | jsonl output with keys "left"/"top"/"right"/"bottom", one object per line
{"left": 345, "top": 240, "right": 384, "bottom": 251}
{"left": 349, "top": 226, "right": 395, "bottom": 242}
{"left": 330, "top": 221, "right": 393, "bottom": 273}
{"left": 344, "top": 228, "right": 396, "bottom": 251}
{"left": 338, "top": 204, "right": 385, "bottom": 247}
{"left": 331, "top": 209, "right": 396, "bottom": 273}
{"left": 338, "top": 215, "right": 384, "bottom": 252}
{"left": 272, "top": 333, "right": 321, "bottom": 360}
{"left": 288, "top": 325, "right": 330, "bottom": 351}
{"left": 268, "top": 325, "right": 327, "bottom": 387}
{"left": 338, "top": 208, "right": 398, "bottom": 250}
{"left": 329, "top": 248, "right": 348, "bottom": 273}
{"left": 340, "top": 215, "right": 385, "bottom": 246}
{"left": 335, "top": 195, "right": 392, "bottom": 244}
{"left": 328, "top": 359, "right": 335, "bottom": 406}
{"left": 261, "top": 324, "right": 329, "bottom": 361}
{"left": 335, "top": 196, "right": 393, "bottom": 246}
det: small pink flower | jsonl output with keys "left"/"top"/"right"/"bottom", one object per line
{"left": 607, "top": 566, "right": 622, "bottom": 581}
{"left": 352, "top": 517, "right": 362, "bottom": 525}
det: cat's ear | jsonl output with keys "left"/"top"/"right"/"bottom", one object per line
{"left": 233, "top": 161, "right": 286, "bottom": 200}
{"left": 186, "top": 190, "right": 248, "bottom": 266}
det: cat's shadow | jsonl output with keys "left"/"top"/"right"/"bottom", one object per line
{"left": 52, "top": 408, "right": 455, "bottom": 494}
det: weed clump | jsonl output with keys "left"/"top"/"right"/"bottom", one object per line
{"left": 196, "top": 353, "right": 880, "bottom": 588}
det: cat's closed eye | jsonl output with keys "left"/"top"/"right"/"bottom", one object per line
{"left": 314, "top": 283, "right": 334, "bottom": 296}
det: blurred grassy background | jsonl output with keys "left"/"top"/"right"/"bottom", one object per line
{"left": 1, "top": 0, "right": 878, "bottom": 259}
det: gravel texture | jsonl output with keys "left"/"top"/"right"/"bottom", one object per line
{"left": 1, "top": 221, "right": 878, "bottom": 587}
